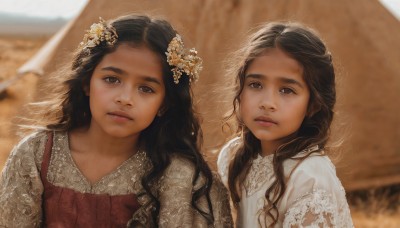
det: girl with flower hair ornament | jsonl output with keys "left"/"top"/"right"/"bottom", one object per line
{"left": 0, "top": 14, "right": 232, "bottom": 227}
{"left": 217, "top": 21, "right": 354, "bottom": 227}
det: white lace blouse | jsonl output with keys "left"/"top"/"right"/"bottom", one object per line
{"left": 217, "top": 137, "right": 354, "bottom": 228}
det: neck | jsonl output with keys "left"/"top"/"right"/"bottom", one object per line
{"left": 260, "top": 140, "right": 280, "bottom": 156}
{"left": 260, "top": 136, "right": 291, "bottom": 157}
{"left": 260, "top": 132, "right": 300, "bottom": 156}
{"left": 70, "top": 125, "right": 139, "bottom": 158}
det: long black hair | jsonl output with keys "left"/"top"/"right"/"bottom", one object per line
{"left": 33, "top": 14, "right": 214, "bottom": 224}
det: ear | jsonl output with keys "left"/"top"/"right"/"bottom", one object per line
{"left": 157, "top": 105, "right": 167, "bottom": 117}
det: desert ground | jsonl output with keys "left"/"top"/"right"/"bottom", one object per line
{"left": 0, "top": 36, "right": 44, "bottom": 166}
{"left": 0, "top": 36, "right": 399, "bottom": 227}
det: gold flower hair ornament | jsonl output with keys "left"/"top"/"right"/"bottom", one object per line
{"left": 80, "top": 17, "right": 118, "bottom": 50}
{"left": 166, "top": 34, "right": 203, "bottom": 84}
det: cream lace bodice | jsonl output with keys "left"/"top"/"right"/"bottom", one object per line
{"left": 0, "top": 131, "right": 233, "bottom": 228}
{"left": 217, "top": 137, "right": 354, "bottom": 228}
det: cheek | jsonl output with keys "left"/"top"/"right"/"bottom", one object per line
{"left": 238, "top": 97, "right": 252, "bottom": 121}
{"left": 293, "top": 98, "right": 310, "bottom": 121}
{"left": 90, "top": 88, "right": 109, "bottom": 103}
{"left": 89, "top": 80, "right": 102, "bottom": 97}
{"left": 239, "top": 91, "right": 249, "bottom": 108}
{"left": 144, "top": 94, "right": 165, "bottom": 114}
{"left": 89, "top": 88, "right": 114, "bottom": 110}
{"left": 238, "top": 94, "right": 245, "bottom": 114}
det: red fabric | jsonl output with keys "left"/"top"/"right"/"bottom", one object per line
{"left": 40, "top": 132, "right": 140, "bottom": 227}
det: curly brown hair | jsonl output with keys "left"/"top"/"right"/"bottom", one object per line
{"left": 226, "top": 21, "right": 335, "bottom": 226}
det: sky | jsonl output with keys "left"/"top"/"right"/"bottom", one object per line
{"left": 0, "top": 0, "right": 88, "bottom": 19}
{"left": 380, "top": 0, "right": 400, "bottom": 19}
{"left": 0, "top": 0, "right": 398, "bottom": 20}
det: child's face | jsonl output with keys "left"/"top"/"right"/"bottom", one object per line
{"left": 240, "top": 48, "right": 310, "bottom": 148}
{"left": 86, "top": 43, "right": 165, "bottom": 138}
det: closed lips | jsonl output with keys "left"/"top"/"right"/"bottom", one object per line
{"left": 255, "top": 116, "right": 277, "bottom": 124}
{"left": 108, "top": 111, "right": 133, "bottom": 120}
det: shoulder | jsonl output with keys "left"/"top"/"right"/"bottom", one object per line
{"left": 218, "top": 137, "right": 241, "bottom": 163}
{"left": 161, "top": 155, "right": 229, "bottom": 191}
{"left": 0, "top": 130, "right": 48, "bottom": 227}
{"left": 217, "top": 137, "right": 241, "bottom": 187}
{"left": 9, "top": 131, "right": 49, "bottom": 158}
{"left": 288, "top": 153, "right": 337, "bottom": 181}
{"left": 166, "top": 154, "right": 196, "bottom": 175}
{"left": 285, "top": 152, "right": 344, "bottom": 195}
{"left": 159, "top": 154, "right": 197, "bottom": 188}
{"left": 16, "top": 130, "right": 49, "bottom": 149}
{"left": 283, "top": 154, "right": 353, "bottom": 227}
{"left": 4, "top": 130, "right": 51, "bottom": 171}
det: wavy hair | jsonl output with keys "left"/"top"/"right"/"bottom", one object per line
{"left": 226, "top": 22, "right": 335, "bottom": 226}
{"left": 30, "top": 14, "right": 214, "bottom": 225}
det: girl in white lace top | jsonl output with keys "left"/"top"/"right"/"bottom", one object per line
{"left": 217, "top": 21, "right": 354, "bottom": 227}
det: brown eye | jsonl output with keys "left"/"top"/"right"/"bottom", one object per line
{"left": 104, "top": 76, "right": 120, "bottom": 84}
{"left": 280, "top": 88, "right": 295, "bottom": 94}
{"left": 139, "top": 86, "right": 155, "bottom": 93}
{"left": 249, "top": 82, "right": 262, "bottom": 89}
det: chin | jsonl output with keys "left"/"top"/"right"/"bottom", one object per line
{"left": 104, "top": 129, "right": 137, "bottom": 138}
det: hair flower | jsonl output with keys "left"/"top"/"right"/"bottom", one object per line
{"left": 166, "top": 34, "right": 202, "bottom": 84}
{"left": 80, "top": 17, "right": 118, "bottom": 50}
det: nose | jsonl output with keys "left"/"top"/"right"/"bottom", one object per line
{"left": 115, "top": 85, "right": 134, "bottom": 106}
{"left": 259, "top": 90, "right": 277, "bottom": 111}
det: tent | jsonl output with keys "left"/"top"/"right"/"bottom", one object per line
{"left": 14, "top": 0, "right": 400, "bottom": 191}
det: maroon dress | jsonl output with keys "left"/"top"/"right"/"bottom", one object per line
{"left": 40, "top": 133, "right": 141, "bottom": 227}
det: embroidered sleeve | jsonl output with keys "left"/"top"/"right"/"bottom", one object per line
{"left": 283, "top": 189, "right": 338, "bottom": 227}
{"left": 157, "top": 156, "right": 233, "bottom": 227}
{"left": 0, "top": 132, "right": 46, "bottom": 228}
{"left": 209, "top": 173, "right": 234, "bottom": 227}
{"left": 157, "top": 156, "right": 202, "bottom": 227}
{"left": 282, "top": 156, "right": 354, "bottom": 228}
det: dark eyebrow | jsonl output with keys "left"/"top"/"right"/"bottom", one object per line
{"left": 279, "top": 77, "right": 305, "bottom": 88}
{"left": 101, "top": 66, "right": 126, "bottom": 75}
{"left": 245, "top": 74, "right": 264, "bottom": 79}
{"left": 245, "top": 73, "right": 305, "bottom": 88}
{"left": 139, "top": 76, "right": 162, "bottom": 85}
{"left": 101, "top": 66, "right": 162, "bottom": 85}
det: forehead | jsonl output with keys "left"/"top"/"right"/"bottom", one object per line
{"left": 97, "top": 43, "right": 163, "bottom": 80}
{"left": 246, "top": 48, "right": 304, "bottom": 82}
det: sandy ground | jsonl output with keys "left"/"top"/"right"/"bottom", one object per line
{"left": 0, "top": 36, "right": 398, "bottom": 227}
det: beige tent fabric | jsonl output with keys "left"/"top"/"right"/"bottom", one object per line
{"left": 18, "top": 0, "right": 400, "bottom": 191}
{"left": 0, "top": 2, "right": 87, "bottom": 94}
{"left": 17, "top": 15, "right": 80, "bottom": 76}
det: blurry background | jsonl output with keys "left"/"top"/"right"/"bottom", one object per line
{"left": 0, "top": 0, "right": 399, "bottom": 226}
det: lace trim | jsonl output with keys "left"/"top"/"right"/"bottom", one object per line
{"left": 47, "top": 131, "right": 152, "bottom": 195}
{"left": 283, "top": 188, "right": 354, "bottom": 228}
{"left": 244, "top": 154, "right": 273, "bottom": 196}
{"left": 243, "top": 145, "right": 321, "bottom": 196}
